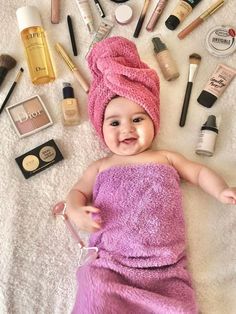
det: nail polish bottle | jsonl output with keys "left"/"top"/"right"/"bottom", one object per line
{"left": 61, "top": 82, "right": 80, "bottom": 126}
{"left": 195, "top": 115, "right": 219, "bottom": 157}
{"left": 152, "top": 37, "right": 180, "bottom": 81}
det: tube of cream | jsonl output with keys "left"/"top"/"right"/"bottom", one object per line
{"left": 75, "top": 0, "right": 94, "bottom": 33}
{"left": 86, "top": 19, "right": 114, "bottom": 56}
{"left": 197, "top": 63, "right": 236, "bottom": 108}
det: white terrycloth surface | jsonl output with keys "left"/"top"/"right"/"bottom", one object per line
{"left": 0, "top": 1, "right": 236, "bottom": 313}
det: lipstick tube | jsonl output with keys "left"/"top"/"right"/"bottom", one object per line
{"left": 51, "top": 0, "right": 60, "bottom": 24}
{"left": 146, "top": 0, "right": 168, "bottom": 32}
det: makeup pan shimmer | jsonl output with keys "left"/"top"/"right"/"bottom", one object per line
{"left": 15, "top": 139, "right": 64, "bottom": 179}
{"left": 6, "top": 95, "right": 53, "bottom": 138}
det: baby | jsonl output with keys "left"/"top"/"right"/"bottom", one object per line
{"left": 66, "top": 37, "right": 236, "bottom": 313}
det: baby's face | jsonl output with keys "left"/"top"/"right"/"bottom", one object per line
{"left": 102, "top": 97, "right": 155, "bottom": 156}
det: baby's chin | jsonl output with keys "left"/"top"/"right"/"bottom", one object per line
{"left": 109, "top": 146, "right": 151, "bottom": 156}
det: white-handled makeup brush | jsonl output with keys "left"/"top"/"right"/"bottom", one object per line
{"left": 179, "top": 53, "right": 201, "bottom": 127}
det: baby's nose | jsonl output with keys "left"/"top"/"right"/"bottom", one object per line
{"left": 121, "top": 122, "right": 135, "bottom": 133}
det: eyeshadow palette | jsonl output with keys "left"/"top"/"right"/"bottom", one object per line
{"left": 6, "top": 95, "right": 53, "bottom": 138}
{"left": 15, "top": 139, "right": 64, "bottom": 179}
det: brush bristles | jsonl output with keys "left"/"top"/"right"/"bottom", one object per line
{"left": 0, "top": 54, "right": 17, "bottom": 70}
{"left": 189, "top": 53, "right": 201, "bottom": 65}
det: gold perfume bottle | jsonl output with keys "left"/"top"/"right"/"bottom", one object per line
{"left": 61, "top": 82, "right": 80, "bottom": 126}
{"left": 16, "top": 6, "right": 55, "bottom": 85}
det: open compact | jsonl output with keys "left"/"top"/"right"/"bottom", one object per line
{"left": 6, "top": 95, "right": 53, "bottom": 138}
{"left": 15, "top": 139, "right": 64, "bottom": 179}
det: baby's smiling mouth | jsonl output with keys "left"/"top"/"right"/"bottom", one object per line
{"left": 120, "top": 137, "right": 137, "bottom": 144}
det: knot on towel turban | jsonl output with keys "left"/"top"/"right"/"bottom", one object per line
{"left": 87, "top": 36, "right": 160, "bottom": 143}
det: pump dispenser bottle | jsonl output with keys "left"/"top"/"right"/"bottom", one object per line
{"left": 16, "top": 6, "right": 55, "bottom": 84}
{"left": 152, "top": 37, "right": 179, "bottom": 81}
{"left": 196, "top": 115, "right": 219, "bottom": 157}
{"left": 61, "top": 82, "right": 80, "bottom": 126}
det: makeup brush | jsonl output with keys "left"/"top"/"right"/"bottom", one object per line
{"left": 179, "top": 53, "right": 201, "bottom": 127}
{"left": 0, "top": 68, "right": 24, "bottom": 115}
{"left": 0, "top": 54, "right": 17, "bottom": 87}
{"left": 133, "top": 0, "right": 151, "bottom": 38}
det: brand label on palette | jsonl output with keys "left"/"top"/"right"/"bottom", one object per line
{"left": 17, "top": 108, "right": 42, "bottom": 123}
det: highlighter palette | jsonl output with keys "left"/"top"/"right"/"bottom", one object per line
{"left": 15, "top": 139, "right": 64, "bottom": 179}
{"left": 6, "top": 95, "right": 53, "bottom": 138}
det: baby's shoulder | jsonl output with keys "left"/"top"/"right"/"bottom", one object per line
{"left": 154, "top": 149, "right": 183, "bottom": 159}
{"left": 91, "top": 156, "right": 112, "bottom": 172}
{"left": 149, "top": 150, "right": 185, "bottom": 166}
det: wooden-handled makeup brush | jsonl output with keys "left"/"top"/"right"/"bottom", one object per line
{"left": 179, "top": 53, "right": 201, "bottom": 127}
{"left": 0, "top": 54, "right": 17, "bottom": 88}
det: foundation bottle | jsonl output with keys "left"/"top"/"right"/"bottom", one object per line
{"left": 165, "top": 0, "right": 202, "bottom": 30}
{"left": 152, "top": 37, "right": 179, "bottom": 81}
{"left": 61, "top": 82, "right": 80, "bottom": 126}
{"left": 16, "top": 6, "right": 55, "bottom": 85}
{"left": 195, "top": 115, "right": 219, "bottom": 157}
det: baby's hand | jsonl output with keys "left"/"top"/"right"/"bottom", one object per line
{"left": 67, "top": 205, "right": 102, "bottom": 233}
{"left": 218, "top": 188, "right": 236, "bottom": 205}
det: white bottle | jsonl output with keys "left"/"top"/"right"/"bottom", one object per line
{"left": 196, "top": 115, "right": 219, "bottom": 157}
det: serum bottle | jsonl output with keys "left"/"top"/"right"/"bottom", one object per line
{"left": 195, "top": 115, "right": 219, "bottom": 157}
{"left": 152, "top": 37, "right": 179, "bottom": 81}
{"left": 61, "top": 82, "right": 80, "bottom": 126}
{"left": 16, "top": 6, "right": 55, "bottom": 85}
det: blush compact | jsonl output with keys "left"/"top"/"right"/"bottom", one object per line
{"left": 15, "top": 139, "right": 64, "bottom": 179}
{"left": 6, "top": 95, "right": 53, "bottom": 138}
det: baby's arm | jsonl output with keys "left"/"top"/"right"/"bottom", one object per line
{"left": 66, "top": 160, "right": 102, "bottom": 233}
{"left": 164, "top": 151, "right": 236, "bottom": 205}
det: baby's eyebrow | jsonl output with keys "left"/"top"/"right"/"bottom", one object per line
{"left": 133, "top": 112, "right": 148, "bottom": 116}
{"left": 105, "top": 111, "right": 147, "bottom": 120}
{"left": 104, "top": 115, "right": 119, "bottom": 121}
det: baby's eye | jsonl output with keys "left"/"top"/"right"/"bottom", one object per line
{"left": 133, "top": 117, "right": 144, "bottom": 123}
{"left": 110, "top": 120, "right": 120, "bottom": 126}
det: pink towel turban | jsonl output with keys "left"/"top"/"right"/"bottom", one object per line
{"left": 87, "top": 36, "right": 160, "bottom": 142}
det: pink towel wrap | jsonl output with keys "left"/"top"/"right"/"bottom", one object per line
{"left": 87, "top": 36, "right": 160, "bottom": 143}
{"left": 73, "top": 164, "right": 197, "bottom": 313}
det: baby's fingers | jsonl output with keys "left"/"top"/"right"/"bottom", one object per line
{"left": 82, "top": 206, "right": 100, "bottom": 214}
{"left": 84, "top": 217, "right": 101, "bottom": 233}
{"left": 227, "top": 197, "right": 236, "bottom": 205}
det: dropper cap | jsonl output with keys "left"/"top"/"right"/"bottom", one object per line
{"left": 152, "top": 37, "right": 167, "bottom": 53}
{"left": 63, "top": 82, "right": 74, "bottom": 99}
{"left": 201, "top": 115, "right": 218, "bottom": 133}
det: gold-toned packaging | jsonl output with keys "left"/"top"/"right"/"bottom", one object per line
{"left": 16, "top": 6, "right": 55, "bottom": 84}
